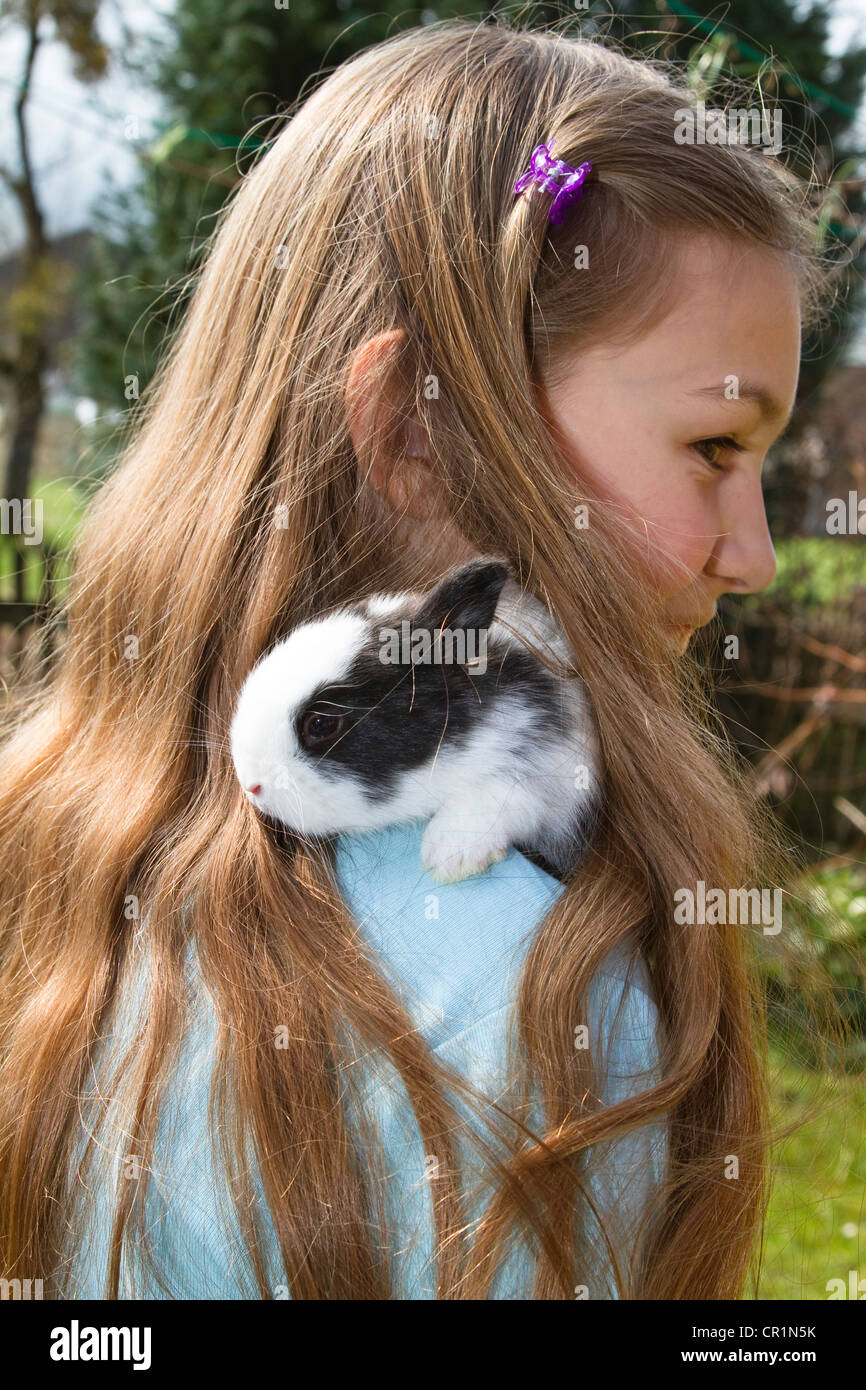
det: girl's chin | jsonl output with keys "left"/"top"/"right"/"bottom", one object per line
{"left": 667, "top": 624, "right": 694, "bottom": 651}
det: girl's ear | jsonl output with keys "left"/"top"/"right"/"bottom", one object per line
{"left": 345, "top": 328, "right": 433, "bottom": 520}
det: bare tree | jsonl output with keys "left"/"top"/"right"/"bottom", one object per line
{"left": 0, "top": 0, "right": 108, "bottom": 502}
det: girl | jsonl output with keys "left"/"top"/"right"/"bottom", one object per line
{"left": 0, "top": 18, "right": 837, "bottom": 1299}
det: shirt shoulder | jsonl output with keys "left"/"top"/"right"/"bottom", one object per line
{"left": 334, "top": 820, "right": 664, "bottom": 1106}
{"left": 333, "top": 822, "right": 567, "bottom": 1044}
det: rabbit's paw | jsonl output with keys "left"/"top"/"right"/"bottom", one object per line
{"left": 420, "top": 812, "right": 509, "bottom": 884}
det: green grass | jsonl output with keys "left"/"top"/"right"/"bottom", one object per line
{"left": 756, "top": 1050, "right": 865, "bottom": 1300}
{"left": 762, "top": 536, "right": 866, "bottom": 610}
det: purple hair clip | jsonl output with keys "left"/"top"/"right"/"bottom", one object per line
{"left": 513, "top": 140, "right": 593, "bottom": 226}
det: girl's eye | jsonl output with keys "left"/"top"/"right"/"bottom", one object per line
{"left": 691, "top": 435, "right": 745, "bottom": 471}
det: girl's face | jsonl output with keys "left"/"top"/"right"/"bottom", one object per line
{"left": 535, "top": 235, "right": 802, "bottom": 649}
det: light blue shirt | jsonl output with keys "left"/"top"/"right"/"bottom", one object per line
{"left": 65, "top": 822, "right": 667, "bottom": 1299}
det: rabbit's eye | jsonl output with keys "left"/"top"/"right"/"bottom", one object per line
{"left": 299, "top": 709, "right": 345, "bottom": 750}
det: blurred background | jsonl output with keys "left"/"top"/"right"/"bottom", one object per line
{"left": 1, "top": 0, "right": 864, "bottom": 1299}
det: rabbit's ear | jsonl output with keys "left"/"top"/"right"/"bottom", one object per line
{"left": 413, "top": 559, "right": 510, "bottom": 635}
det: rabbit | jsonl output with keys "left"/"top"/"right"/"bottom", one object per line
{"left": 229, "top": 558, "right": 602, "bottom": 883}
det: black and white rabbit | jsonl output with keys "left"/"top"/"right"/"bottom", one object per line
{"left": 230, "top": 559, "right": 601, "bottom": 883}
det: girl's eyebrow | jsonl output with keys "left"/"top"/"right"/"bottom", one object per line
{"left": 688, "top": 380, "right": 795, "bottom": 433}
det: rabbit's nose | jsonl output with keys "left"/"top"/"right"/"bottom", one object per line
{"left": 246, "top": 782, "right": 262, "bottom": 796}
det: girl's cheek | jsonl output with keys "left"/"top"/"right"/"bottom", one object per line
{"left": 555, "top": 429, "right": 716, "bottom": 591}
{"left": 619, "top": 498, "right": 716, "bottom": 596}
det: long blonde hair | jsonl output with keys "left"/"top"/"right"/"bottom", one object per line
{"left": 0, "top": 17, "right": 840, "bottom": 1298}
